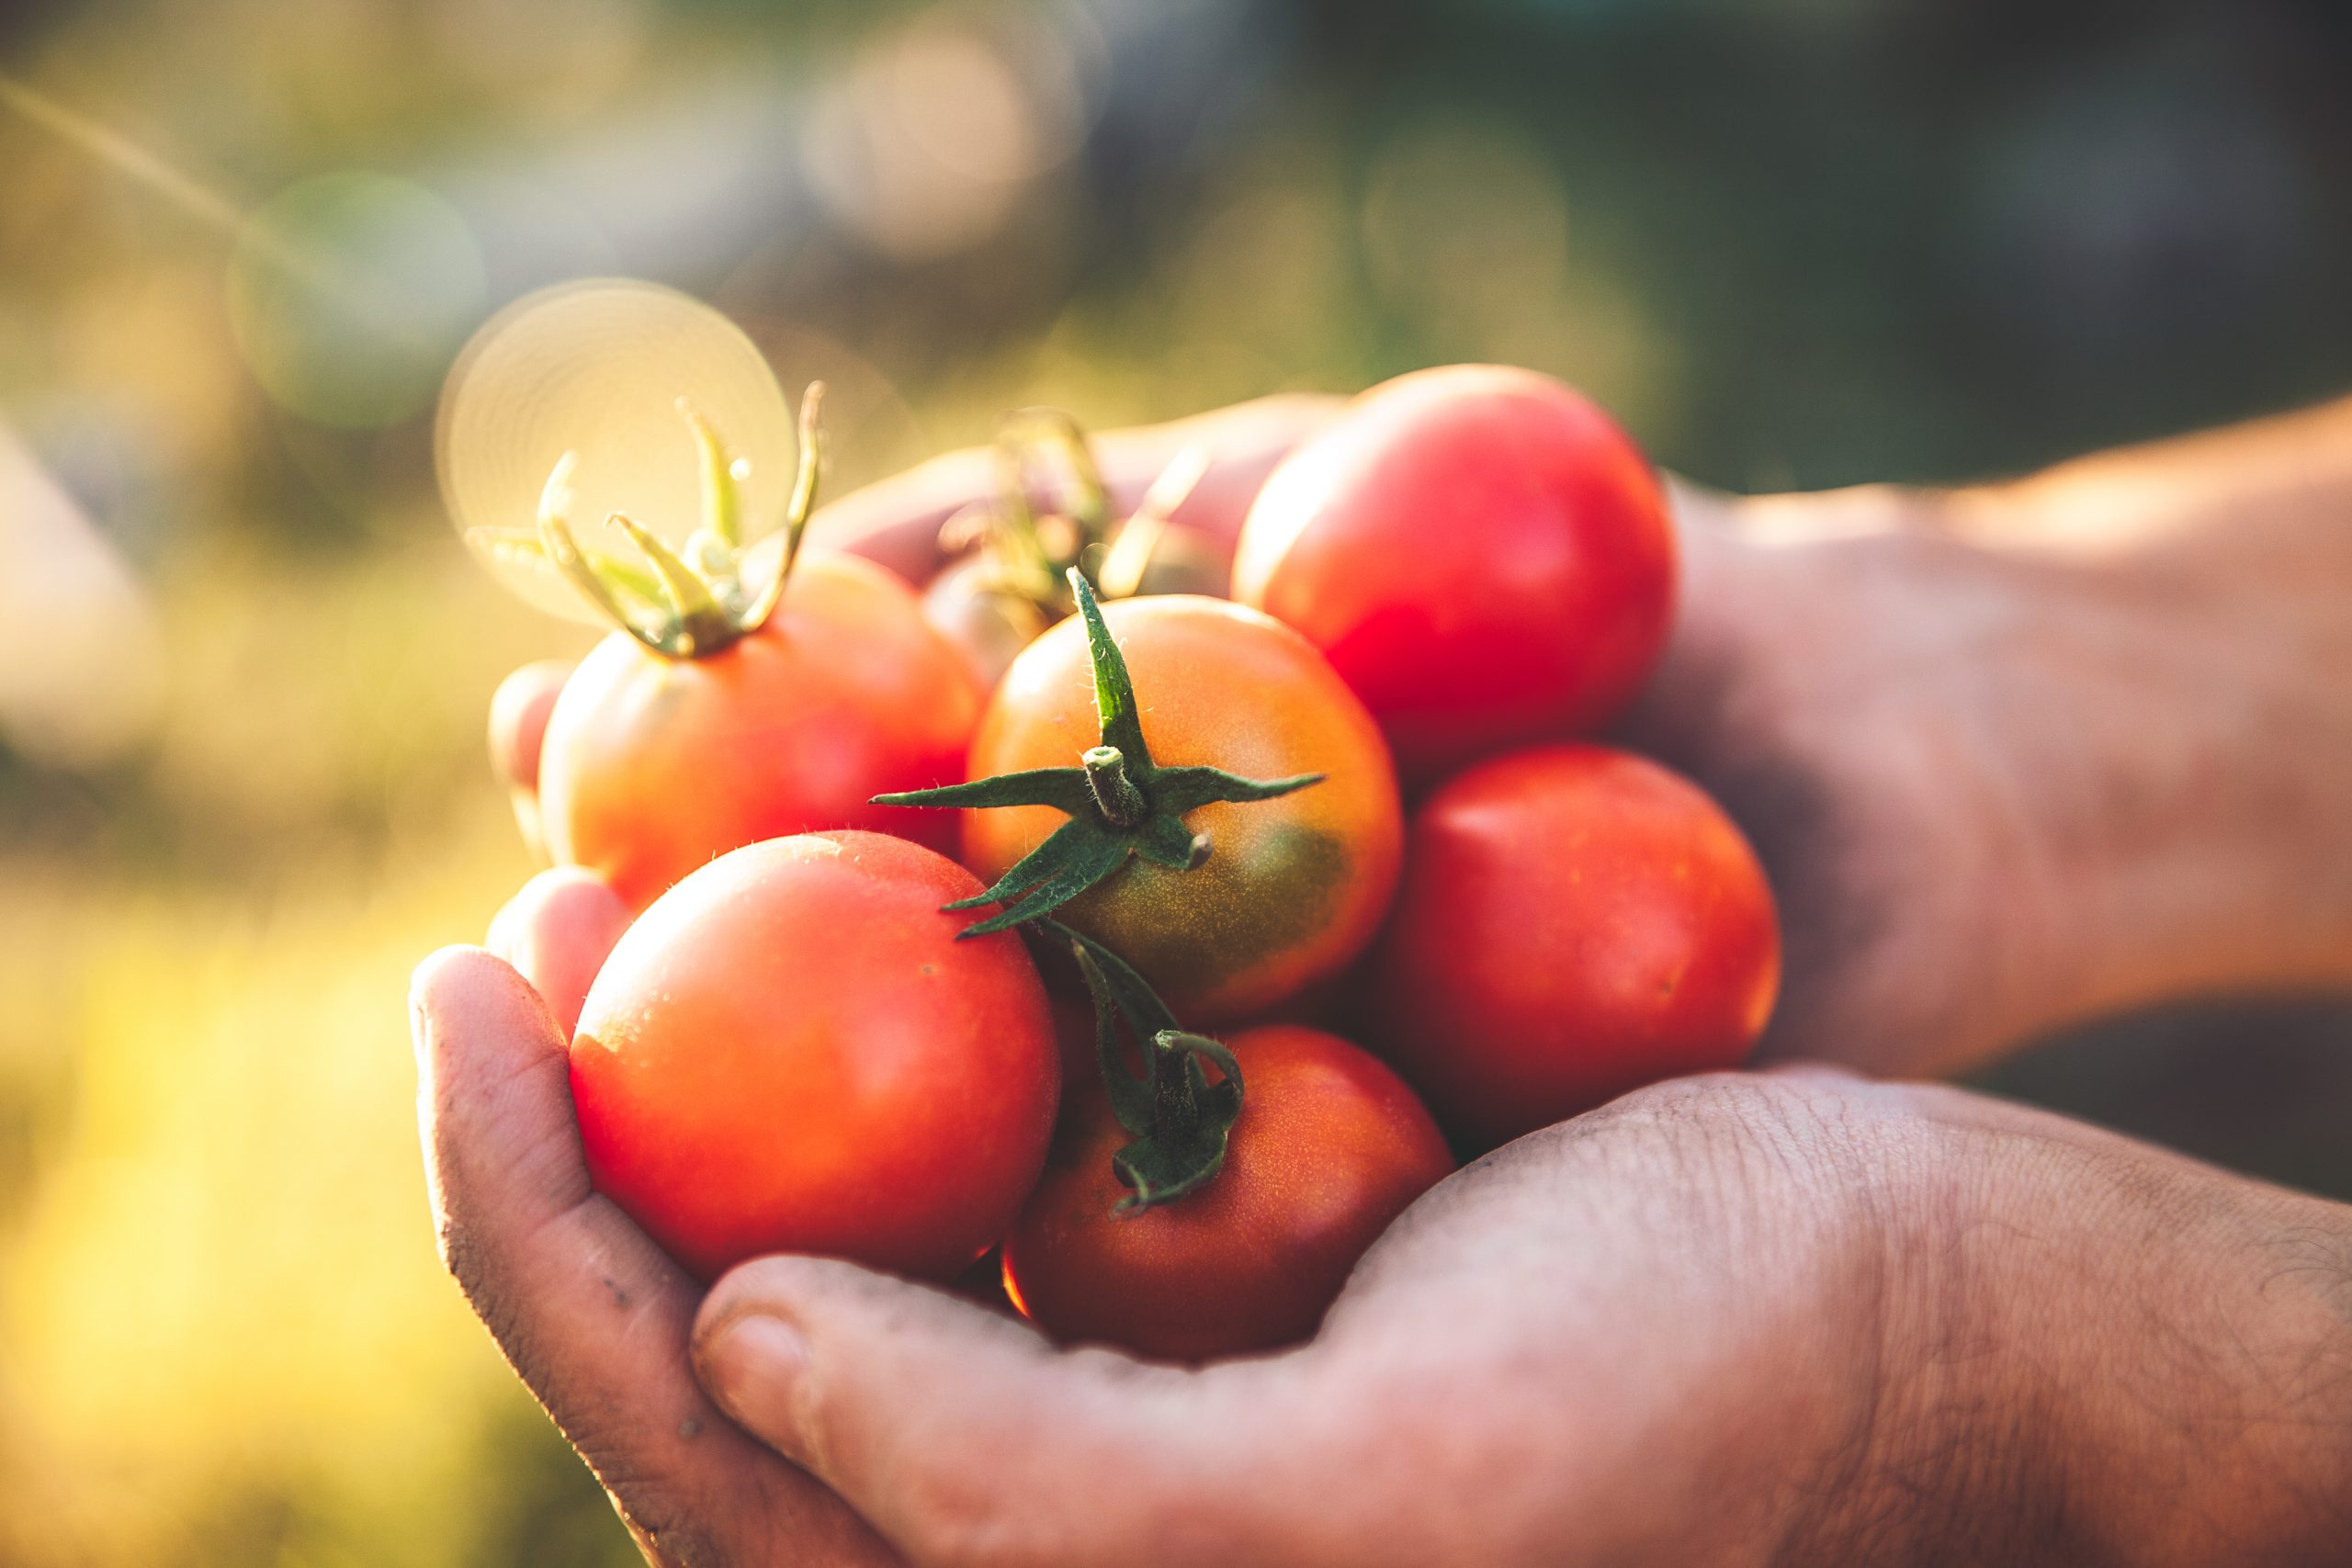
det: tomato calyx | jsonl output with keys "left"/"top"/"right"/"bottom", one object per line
{"left": 875, "top": 569, "right": 1324, "bottom": 935}
{"left": 1041, "top": 919, "right": 1242, "bottom": 1212}
{"left": 942, "top": 408, "right": 1213, "bottom": 619}
{"left": 470, "top": 382, "right": 827, "bottom": 660}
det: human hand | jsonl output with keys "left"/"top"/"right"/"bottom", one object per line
{"left": 1640, "top": 437, "right": 2352, "bottom": 1076}
{"left": 492, "top": 391, "right": 2352, "bottom": 1083}
{"left": 447, "top": 391, "right": 2352, "bottom": 1567}
{"left": 686, "top": 1065, "right": 2352, "bottom": 1567}
{"left": 410, "top": 944, "right": 900, "bottom": 1567}
{"left": 444, "top": 397, "right": 1347, "bottom": 1562}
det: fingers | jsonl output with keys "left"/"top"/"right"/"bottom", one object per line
{"left": 410, "top": 946, "right": 887, "bottom": 1565}
{"left": 489, "top": 659, "right": 574, "bottom": 860}
{"left": 488, "top": 658, "right": 574, "bottom": 793}
{"left": 1714, "top": 483, "right": 1949, "bottom": 544}
{"left": 485, "top": 867, "right": 632, "bottom": 1037}
{"left": 692, "top": 1258, "right": 1331, "bottom": 1567}
{"left": 806, "top": 393, "right": 1344, "bottom": 583}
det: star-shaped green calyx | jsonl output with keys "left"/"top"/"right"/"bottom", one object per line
{"left": 466, "top": 381, "right": 826, "bottom": 659}
{"left": 1041, "top": 919, "right": 1243, "bottom": 1212}
{"left": 874, "top": 568, "right": 1323, "bottom": 937}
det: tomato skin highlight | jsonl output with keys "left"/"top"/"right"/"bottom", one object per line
{"left": 1001, "top": 1024, "right": 1453, "bottom": 1361}
{"left": 1231, "top": 365, "right": 1676, "bottom": 783}
{"left": 486, "top": 865, "right": 633, "bottom": 1038}
{"left": 1364, "top": 744, "right": 1781, "bottom": 1152}
{"left": 570, "top": 830, "right": 1059, "bottom": 1284}
{"left": 962, "top": 594, "right": 1403, "bottom": 1022}
{"left": 538, "top": 553, "right": 981, "bottom": 909}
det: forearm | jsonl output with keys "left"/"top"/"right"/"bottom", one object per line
{"left": 1855, "top": 1104, "right": 2352, "bottom": 1565}
{"left": 1938, "top": 400, "right": 2352, "bottom": 1026}
{"left": 1951, "top": 395, "right": 2352, "bottom": 568}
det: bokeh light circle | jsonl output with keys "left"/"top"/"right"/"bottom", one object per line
{"left": 436, "top": 279, "right": 797, "bottom": 623}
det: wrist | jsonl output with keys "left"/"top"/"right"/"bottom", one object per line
{"left": 1938, "top": 441, "right": 2352, "bottom": 1019}
{"left": 2060, "top": 1188, "right": 2352, "bottom": 1562}
{"left": 1916, "top": 502, "right": 2352, "bottom": 1033}
{"left": 1855, "top": 1112, "right": 2352, "bottom": 1563}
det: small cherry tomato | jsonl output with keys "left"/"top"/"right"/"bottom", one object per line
{"left": 1232, "top": 365, "right": 1676, "bottom": 783}
{"left": 541, "top": 552, "right": 981, "bottom": 908}
{"left": 486, "top": 865, "right": 633, "bottom": 1037}
{"left": 1363, "top": 744, "right": 1780, "bottom": 1151}
{"left": 571, "top": 831, "right": 1059, "bottom": 1282}
{"left": 963, "top": 595, "right": 1403, "bottom": 1021}
{"left": 1001, "top": 1023, "right": 1453, "bottom": 1360}
{"left": 497, "top": 386, "right": 981, "bottom": 909}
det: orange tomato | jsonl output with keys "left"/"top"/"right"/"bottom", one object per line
{"left": 539, "top": 553, "right": 980, "bottom": 909}
{"left": 963, "top": 595, "right": 1402, "bottom": 1021}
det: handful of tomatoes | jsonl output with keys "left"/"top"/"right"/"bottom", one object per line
{"left": 474, "top": 361, "right": 1779, "bottom": 1362}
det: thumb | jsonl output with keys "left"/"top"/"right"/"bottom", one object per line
{"left": 690, "top": 1257, "right": 1319, "bottom": 1567}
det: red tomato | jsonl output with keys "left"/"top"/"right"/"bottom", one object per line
{"left": 486, "top": 865, "right": 633, "bottom": 1038}
{"left": 1364, "top": 744, "right": 1779, "bottom": 1151}
{"left": 963, "top": 595, "right": 1402, "bottom": 1022}
{"left": 571, "top": 830, "right": 1058, "bottom": 1283}
{"left": 539, "top": 554, "right": 980, "bottom": 909}
{"left": 1231, "top": 366, "right": 1676, "bottom": 783}
{"left": 1001, "top": 1024, "right": 1453, "bottom": 1360}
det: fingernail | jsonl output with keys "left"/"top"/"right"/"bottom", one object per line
{"left": 700, "top": 1314, "right": 811, "bottom": 1449}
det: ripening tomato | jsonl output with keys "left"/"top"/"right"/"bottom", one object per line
{"left": 571, "top": 830, "right": 1058, "bottom": 1282}
{"left": 963, "top": 595, "right": 1402, "bottom": 1022}
{"left": 1364, "top": 744, "right": 1780, "bottom": 1151}
{"left": 1001, "top": 1024, "right": 1453, "bottom": 1360}
{"left": 1231, "top": 366, "right": 1676, "bottom": 783}
{"left": 540, "top": 554, "right": 981, "bottom": 909}
{"left": 486, "top": 865, "right": 633, "bottom": 1038}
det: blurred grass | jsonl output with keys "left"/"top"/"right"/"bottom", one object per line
{"left": 0, "top": 541, "right": 635, "bottom": 1563}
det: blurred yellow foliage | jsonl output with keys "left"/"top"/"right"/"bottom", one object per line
{"left": 0, "top": 546, "right": 622, "bottom": 1563}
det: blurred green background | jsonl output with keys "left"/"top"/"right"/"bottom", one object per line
{"left": 4, "top": 0, "right": 2349, "bottom": 1561}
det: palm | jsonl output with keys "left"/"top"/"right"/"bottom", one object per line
{"left": 1627, "top": 482, "right": 2138, "bottom": 1076}
{"left": 682, "top": 1060, "right": 2350, "bottom": 1568}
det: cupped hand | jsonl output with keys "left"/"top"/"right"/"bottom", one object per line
{"left": 496, "top": 393, "right": 2352, "bottom": 1083}
{"left": 411, "top": 944, "right": 900, "bottom": 1567}
{"left": 416, "top": 932, "right": 2352, "bottom": 1568}
{"left": 447, "top": 392, "right": 2352, "bottom": 1566}
{"left": 1633, "top": 474, "right": 2352, "bottom": 1077}
{"left": 685, "top": 1064, "right": 2352, "bottom": 1568}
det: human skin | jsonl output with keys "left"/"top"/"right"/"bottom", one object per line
{"left": 428, "top": 393, "right": 2352, "bottom": 1564}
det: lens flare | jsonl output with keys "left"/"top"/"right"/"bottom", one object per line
{"left": 436, "top": 279, "right": 797, "bottom": 624}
